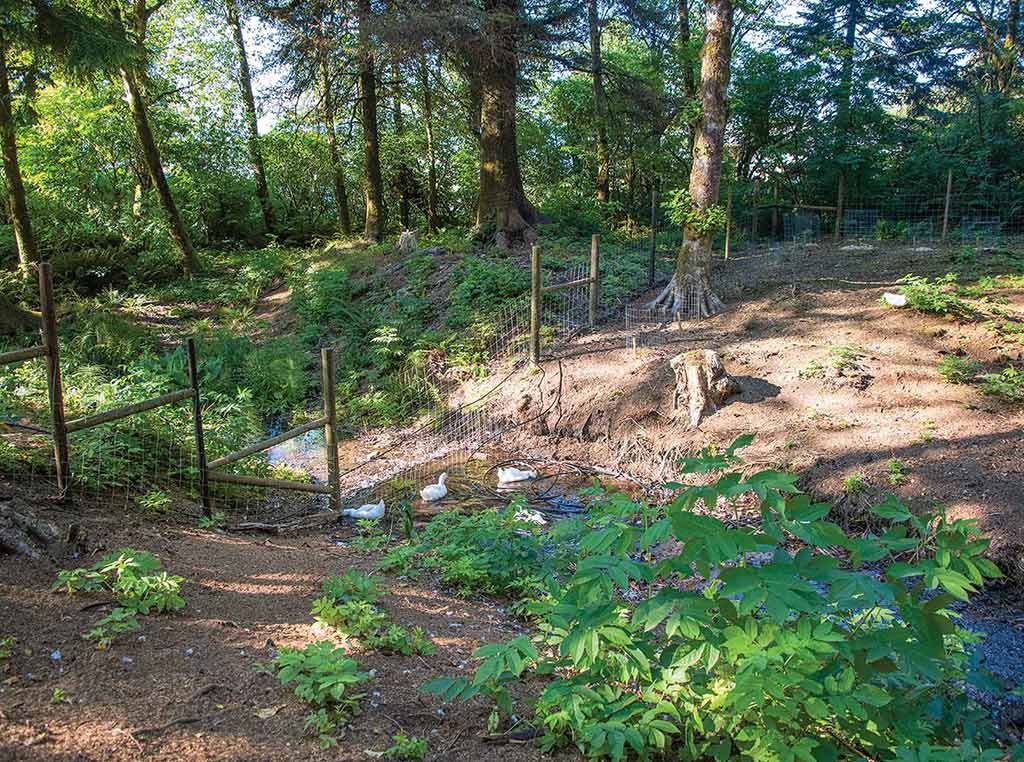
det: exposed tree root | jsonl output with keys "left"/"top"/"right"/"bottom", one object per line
{"left": 647, "top": 271, "right": 725, "bottom": 319}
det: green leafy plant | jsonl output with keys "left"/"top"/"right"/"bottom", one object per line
{"left": 53, "top": 549, "right": 185, "bottom": 649}
{"left": 380, "top": 733, "right": 427, "bottom": 760}
{"left": 843, "top": 471, "right": 868, "bottom": 495}
{"left": 198, "top": 511, "right": 226, "bottom": 529}
{"left": 979, "top": 366, "right": 1024, "bottom": 401}
{"left": 274, "top": 641, "right": 369, "bottom": 749}
{"left": 137, "top": 488, "right": 172, "bottom": 514}
{"left": 351, "top": 519, "right": 391, "bottom": 552}
{"left": 50, "top": 687, "right": 72, "bottom": 705}
{"left": 938, "top": 355, "right": 981, "bottom": 384}
{"left": 0, "top": 636, "right": 14, "bottom": 662}
{"left": 898, "top": 274, "right": 969, "bottom": 318}
{"left": 425, "top": 437, "right": 1011, "bottom": 760}
{"left": 888, "top": 458, "right": 909, "bottom": 486}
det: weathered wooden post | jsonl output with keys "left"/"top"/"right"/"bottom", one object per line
{"left": 186, "top": 338, "right": 211, "bottom": 517}
{"left": 37, "top": 262, "right": 69, "bottom": 495}
{"left": 530, "top": 246, "right": 542, "bottom": 365}
{"left": 724, "top": 186, "right": 733, "bottom": 260}
{"left": 648, "top": 187, "right": 657, "bottom": 287}
{"left": 321, "top": 347, "right": 341, "bottom": 511}
{"left": 589, "top": 234, "right": 600, "bottom": 327}
{"left": 942, "top": 168, "right": 953, "bottom": 242}
{"left": 834, "top": 174, "right": 846, "bottom": 242}
{"left": 750, "top": 177, "right": 761, "bottom": 244}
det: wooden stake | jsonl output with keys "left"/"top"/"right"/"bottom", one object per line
{"left": 724, "top": 187, "right": 733, "bottom": 260}
{"left": 530, "top": 246, "right": 541, "bottom": 365}
{"left": 834, "top": 174, "right": 846, "bottom": 242}
{"left": 186, "top": 338, "right": 211, "bottom": 517}
{"left": 648, "top": 187, "right": 657, "bottom": 287}
{"left": 589, "top": 234, "right": 600, "bottom": 327}
{"left": 942, "top": 168, "right": 953, "bottom": 242}
{"left": 37, "top": 263, "right": 69, "bottom": 495}
{"left": 321, "top": 347, "right": 341, "bottom": 512}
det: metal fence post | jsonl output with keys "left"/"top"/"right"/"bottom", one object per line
{"left": 834, "top": 174, "right": 846, "bottom": 241}
{"left": 186, "top": 337, "right": 211, "bottom": 517}
{"left": 37, "top": 262, "right": 69, "bottom": 496}
{"left": 942, "top": 168, "right": 953, "bottom": 242}
{"left": 648, "top": 187, "right": 657, "bottom": 287}
{"left": 321, "top": 347, "right": 341, "bottom": 512}
{"left": 529, "top": 246, "right": 542, "bottom": 365}
{"left": 589, "top": 234, "right": 600, "bottom": 326}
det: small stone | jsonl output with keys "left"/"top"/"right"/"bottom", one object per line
{"left": 436, "top": 708, "right": 445, "bottom": 717}
{"left": 184, "top": 648, "right": 194, "bottom": 657}
{"left": 49, "top": 650, "right": 61, "bottom": 662}
{"left": 120, "top": 656, "right": 133, "bottom": 665}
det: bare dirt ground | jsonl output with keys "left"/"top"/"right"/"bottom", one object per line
{"left": 0, "top": 489, "right": 545, "bottom": 762}
{"left": 488, "top": 242, "right": 1024, "bottom": 578}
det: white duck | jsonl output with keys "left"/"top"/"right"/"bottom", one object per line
{"left": 497, "top": 466, "right": 538, "bottom": 486}
{"left": 420, "top": 473, "right": 448, "bottom": 502}
{"left": 341, "top": 498, "right": 385, "bottom": 520}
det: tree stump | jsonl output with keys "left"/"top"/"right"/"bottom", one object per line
{"left": 670, "top": 350, "right": 738, "bottom": 430}
{"left": 0, "top": 496, "right": 63, "bottom": 561}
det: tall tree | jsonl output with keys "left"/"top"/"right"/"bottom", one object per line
{"left": 475, "top": 0, "right": 541, "bottom": 238}
{"left": 115, "top": 0, "right": 199, "bottom": 273}
{"left": 224, "top": 0, "right": 276, "bottom": 234}
{"left": 0, "top": 32, "right": 36, "bottom": 274}
{"left": 651, "top": 0, "right": 733, "bottom": 317}
{"left": 418, "top": 53, "right": 439, "bottom": 233}
{"left": 588, "top": 0, "right": 610, "bottom": 202}
{"left": 358, "top": 0, "right": 385, "bottom": 241}
{"left": 390, "top": 61, "right": 413, "bottom": 229}
{"left": 317, "top": 47, "right": 352, "bottom": 236}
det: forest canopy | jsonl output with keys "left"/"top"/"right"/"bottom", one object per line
{"left": 0, "top": 0, "right": 1021, "bottom": 280}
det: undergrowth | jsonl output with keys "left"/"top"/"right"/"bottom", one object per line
{"left": 422, "top": 436, "right": 1018, "bottom": 761}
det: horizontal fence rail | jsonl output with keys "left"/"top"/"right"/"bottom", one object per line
{"left": 65, "top": 389, "right": 194, "bottom": 433}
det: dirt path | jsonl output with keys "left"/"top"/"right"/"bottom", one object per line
{"left": 0, "top": 493, "right": 545, "bottom": 762}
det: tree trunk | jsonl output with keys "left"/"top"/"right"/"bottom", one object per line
{"left": 120, "top": 67, "right": 199, "bottom": 273}
{"left": 0, "top": 36, "right": 37, "bottom": 276}
{"left": 834, "top": 0, "right": 858, "bottom": 199}
{"left": 670, "top": 350, "right": 737, "bottom": 429}
{"left": 357, "top": 0, "right": 385, "bottom": 242}
{"left": 225, "top": 0, "right": 275, "bottom": 235}
{"left": 390, "top": 62, "right": 413, "bottom": 230}
{"left": 475, "top": 0, "right": 541, "bottom": 238}
{"left": 318, "top": 53, "right": 351, "bottom": 236}
{"left": 678, "top": 0, "right": 696, "bottom": 101}
{"left": 650, "top": 0, "right": 732, "bottom": 318}
{"left": 419, "top": 54, "right": 439, "bottom": 234}
{"left": 588, "top": 0, "right": 610, "bottom": 203}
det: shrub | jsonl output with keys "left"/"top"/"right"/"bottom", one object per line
{"left": 447, "top": 257, "right": 530, "bottom": 329}
{"left": 274, "top": 641, "right": 369, "bottom": 748}
{"left": 979, "top": 366, "right": 1024, "bottom": 401}
{"left": 938, "top": 355, "right": 981, "bottom": 384}
{"left": 898, "top": 274, "right": 969, "bottom": 317}
{"left": 424, "top": 437, "right": 1012, "bottom": 760}
{"left": 382, "top": 733, "right": 427, "bottom": 760}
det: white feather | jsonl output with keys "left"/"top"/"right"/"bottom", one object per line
{"left": 341, "top": 498, "right": 385, "bottom": 520}
{"left": 420, "top": 472, "right": 448, "bottom": 502}
{"left": 497, "top": 466, "right": 538, "bottom": 486}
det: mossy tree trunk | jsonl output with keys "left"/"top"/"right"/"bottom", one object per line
{"left": 358, "top": 0, "right": 385, "bottom": 242}
{"left": 651, "top": 0, "right": 732, "bottom": 318}
{"left": 225, "top": 0, "right": 275, "bottom": 235}
{"left": 588, "top": 0, "right": 610, "bottom": 203}
{"left": 475, "top": 0, "right": 541, "bottom": 239}
{"left": 419, "top": 54, "right": 439, "bottom": 234}
{"left": 0, "top": 34, "right": 37, "bottom": 276}
{"left": 317, "top": 51, "right": 351, "bottom": 237}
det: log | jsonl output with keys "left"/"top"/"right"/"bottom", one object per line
{"left": 0, "top": 498, "right": 61, "bottom": 560}
{"left": 670, "top": 349, "right": 738, "bottom": 430}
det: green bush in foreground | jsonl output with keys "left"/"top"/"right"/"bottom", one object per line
{"left": 424, "top": 436, "right": 1016, "bottom": 761}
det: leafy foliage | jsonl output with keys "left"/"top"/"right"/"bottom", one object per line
{"left": 424, "top": 438, "right": 1014, "bottom": 760}
{"left": 898, "top": 275, "right": 970, "bottom": 318}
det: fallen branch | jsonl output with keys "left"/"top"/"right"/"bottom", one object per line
{"left": 133, "top": 716, "right": 202, "bottom": 738}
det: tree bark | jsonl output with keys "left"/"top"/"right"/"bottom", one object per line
{"left": 318, "top": 52, "right": 351, "bottom": 236}
{"left": 678, "top": 0, "right": 696, "bottom": 101}
{"left": 121, "top": 66, "right": 199, "bottom": 273}
{"left": 419, "top": 54, "right": 439, "bottom": 234}
{"left": 357, "top": 0, "right": 385, "bottom": 241}
{"left": 670, "top": 350, "right": 737, "bottom": 429}
{"left": 390, "top": 61, "right": 412, "bottom": 230}
{"left": 834, "top": 0, "right": 859, "bottom": 198}
{"left": 475, "top": 0, "right": 541, "bottom": 238}
{"left": 224, "top": 0, "right": 275, "bottom": 235}
{"left": 588, "top": 0, "right": 610, "bottom": 203}
{"left": 650, "top": 0, "right": 732, "bottom": 318}
{"left": 0, "top": 35, "right": 37, "bottom": 276}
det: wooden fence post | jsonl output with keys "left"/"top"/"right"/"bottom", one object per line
{"left": 530, "top": 246, "right": 542, "bottom": 365}
{"left": 834, "top": 174, "right": 846, "bottom": 242}
{"left": 321, "top": 347, "right": 341, "bottom": 511}
{"left": 724, "top": 187, "right": 733, "bottom": 260}
{"left": 942, "top": 168, "right": 953, "bottom": 242}
{"left": 589, "top": 234, "right": 600, "bottom": 327}
{"left": 37, "top": 262, "right": 69, "bottom": 495}
{"left": 648, "top": 187, "right": 657, "bottom": 287}
{"left": 751, "top": 177, "right": 761, "bottom": 244}
{"left": 186, "top": 338, "right": 211, "bottom": 517}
